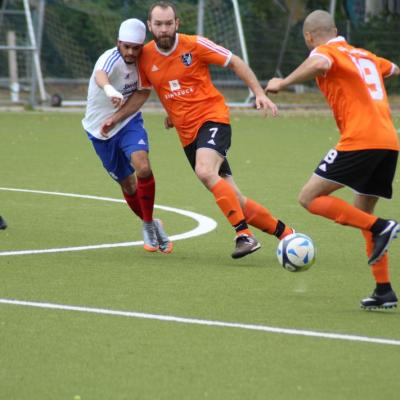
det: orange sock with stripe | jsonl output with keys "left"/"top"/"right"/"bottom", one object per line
{"left": 243, "top": 198, "right": 292, "bottom": 239}
{"left": 362, "top": 230, "right": 390, "bottom": 283}
{"left": 211, "top": 179, "right": 251, "bottom": 236}
{"left": 308, "top": 196, "right": 377, "bottom": 230}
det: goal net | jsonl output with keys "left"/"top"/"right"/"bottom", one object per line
{"left": 38, "top": 0, "right": 251, "bottom": 106}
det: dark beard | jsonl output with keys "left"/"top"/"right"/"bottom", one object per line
{"left": 117, "top": 46, "right": 135, "bottom": 65}
{"left": 155, "top": 34, "right": 176, "bottom": 50}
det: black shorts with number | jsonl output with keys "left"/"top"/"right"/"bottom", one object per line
{"left": 183, "top": 121, "right": 232, "bottom": 176}
{"left": 315, "top": 148, "right": 398, "bottom": 199}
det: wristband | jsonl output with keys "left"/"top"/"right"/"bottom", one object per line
{"left": 104, "top": 84, "right": 123, "bottom": 99}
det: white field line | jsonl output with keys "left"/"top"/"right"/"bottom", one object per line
{"left": 0, "top": 187, "right": 217, "bottom": 256}
{"left": 0, "top": 298, "right": 399, "bottom": 346}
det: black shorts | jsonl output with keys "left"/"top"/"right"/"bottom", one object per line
{"left": 314, "top": 148, "right": 398, "bottom": 199}
{"left": 183, "top": 121, "right": 232, "bottom": 176}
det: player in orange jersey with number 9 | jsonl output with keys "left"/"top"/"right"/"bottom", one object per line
{"left": 266, "top": 10, "right": 400, "bottom": 310}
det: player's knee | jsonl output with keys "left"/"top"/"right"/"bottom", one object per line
{"left": 298, "top": 189, "right": 311, "bottom": 209}
{"left": 195, "top": 165, "right": 215, "bottom": 185}
{"left": 135, "top": 162, "right": 152, "bottom": 178}
{"left": 131, "top": 152, "right": 151, "bottom": 177}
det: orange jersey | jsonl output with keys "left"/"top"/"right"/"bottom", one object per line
{"left": 310, "top": 36, "right": 399, "bottom": 151}
{"left": 138, "top": 34, "right": 231, "bottom": 147}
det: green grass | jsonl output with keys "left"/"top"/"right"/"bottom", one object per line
{"left": 1, "top": 111, "right": 400, "bottom": 400}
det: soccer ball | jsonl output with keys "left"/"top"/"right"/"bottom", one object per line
{"left": 277, "top": 233, "right": 315, "bottom": 272}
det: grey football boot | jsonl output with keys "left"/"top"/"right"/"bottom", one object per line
{"left": 154, "top": 219, "right": 173, "bottom": 254}
{"left": 142, "top": 221, "right": 158, "bottom": 252}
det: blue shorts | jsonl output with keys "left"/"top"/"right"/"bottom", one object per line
{"left": 87, "top": 113, "right": 149, "bottom": 182}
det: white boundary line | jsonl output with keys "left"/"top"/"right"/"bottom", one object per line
{"left": 0, "top": 187, "right": 217, "bottom": 256}
{"left": 2, "top": 188, "right": 400, "bottom": 347}
{"left": 1, "top": 298, "right": 399, "bottom": 346}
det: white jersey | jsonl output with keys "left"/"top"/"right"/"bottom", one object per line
{"left": 82, "top": 47, "right": 140, "bottom": 140}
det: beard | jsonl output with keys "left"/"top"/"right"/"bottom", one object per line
{"left": 154, "top": 33, "right": 176, "bottom": 50}
{"left": 117, "top": 45, "right": 135, "bottom": 65}
{"left": 123, "top": 58, "right": 135, "bottom": 65}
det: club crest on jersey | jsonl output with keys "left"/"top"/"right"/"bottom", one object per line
{"left": 181, "top": 53, "right": 192, "bottom": 67}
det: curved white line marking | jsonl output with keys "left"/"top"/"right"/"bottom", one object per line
{"left": 1, "top": 298, "right": 399, "bottom": 346}
{"left": 0, "top": 187, "right": 217, "bottom": 256}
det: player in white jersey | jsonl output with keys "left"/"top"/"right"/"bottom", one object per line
{"left": 82, "top": 18, "right": 172, "bottom": 254}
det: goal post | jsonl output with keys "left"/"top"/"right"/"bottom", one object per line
{"left": 0, "top": 0, "right": 47, "bottom": 105}
{"left": 23, "top": 0, "right": 46, "bottom": 103}
{"left": 230, "top": 0, "right": 254, "bottom": 102}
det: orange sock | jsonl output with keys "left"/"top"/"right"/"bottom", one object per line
{"left": 308, "top": 196, "right": 377, "bottom": 230}
{"left": 279, "top": 225, "right": 293, "bottom": 239}
{"left": 211, "top": 179, "right": 251, "bottom": 236}
{"left": 362, "top": 230, "right": 390, "bottom": 283}
{"left": 243, "top": 198, "right": 292, "bottom": 238}
{"left": 243, "top": 198, "right": 277, "bottom": 234}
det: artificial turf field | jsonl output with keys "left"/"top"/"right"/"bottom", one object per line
{"left": 1, "top": 110, "right": 400, "bottom": 400}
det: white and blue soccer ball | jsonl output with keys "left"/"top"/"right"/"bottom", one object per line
{"left": 277, "top": 233, "right": 315, "bottom": 272}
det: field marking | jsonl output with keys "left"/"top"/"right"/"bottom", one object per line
{"left": 0, "top": 298, "right": 399, "bottom": 347}
{"left": 0, "top": 187, "right": 217, "bottom": 256}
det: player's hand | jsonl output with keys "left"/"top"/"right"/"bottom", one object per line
{"left": 104, "top": 84, "right": 124, "bottom": 108}
{"left": 265, "top": 78, "right": 284, "bottom": 94}
{"left": 254, "top": 93, "right": 278, "bottom": 117}
{"left": 100, "top": 117, "right": 116, "bottom": 137}
{"left": 164, "top": 116, "right": 174, "bottom": 129}
{"left": 112, "top": 97, "right": 125, "bottom": 109}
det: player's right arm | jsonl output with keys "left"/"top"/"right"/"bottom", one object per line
{"left": 266, "top": 55, "right": 330, "bottom": 93}
{"left": 100, "top": 89, "right": 151, "bottom": 136}
{"left": 95, "top": 70, "right": 124, "bottom": 108}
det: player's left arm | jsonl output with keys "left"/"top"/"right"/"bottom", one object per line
{"left": 227, "top": 54, "right": 277, "bottom": 115}
{"left": 266, "top": 55, "right": 330, "bottom": 93}
{"left": 377, "top": 56, "right": 400, "bottom": 79}
{"left": 101, "top": 89, "right": 151, "bottom": 136}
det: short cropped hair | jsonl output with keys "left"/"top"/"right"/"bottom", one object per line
{"left": 148, "top": 1, "right": 178, "bottom": 21}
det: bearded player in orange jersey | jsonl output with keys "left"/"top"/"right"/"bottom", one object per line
{"left": 267, "top": 10, "right": 400, "bottom": 310}
{"left": 102, "top": 1, "right": 294, "bottom": 259}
